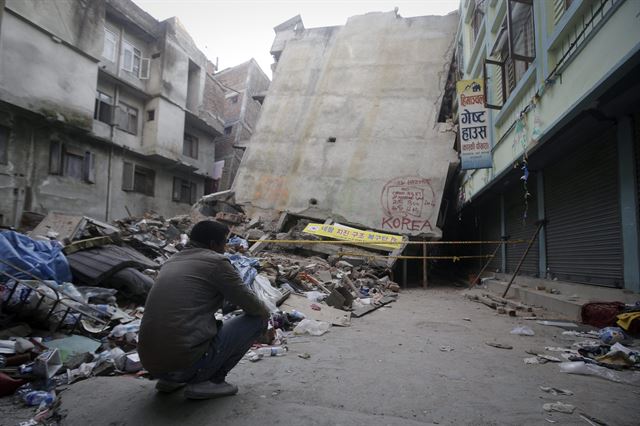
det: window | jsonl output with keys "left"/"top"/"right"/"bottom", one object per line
{"left": 471, "top": 0, "right": 485, "bottom": 41}
{"left": 117, "top": 102, "right": 138, "bottom": 135}
{"left": 64, "top": 151, "right": 84, "bottom": 180}
{"left": 172, "top": 177, "right": 198, "bottom": 204}
{"left": 122, "top": 40, "right": 141, "bottom": 75}
{"left": 183, "top": 133, "right": 198, "bottom": 159}
{"left": 122, "top": 162, "right": 155, "bottom": 196}
{"left": 553, "top": 0, "right": 574, "bottom": 26}
{"left": 147, "top": 110, "right": 155, "bottom": 121}
{"left": 49, "top": 141, "right": 95, "bottom": 183}
{"left": 121, "top": 40, "right": 150, "bottom": 79}
{"left": 483, "top": 0, "right": 535, "bottom": 109}
{"left": 224, "top": 126, "right": 232, "bottom": 136}
{"left": 102, "top": 28, "right": 117, "bottom": 62}
{"left": 94, "top": 92, "right": 113, "bottom": 124}
{"left": 0, "top": 126, "right": 9, "bottom": 165}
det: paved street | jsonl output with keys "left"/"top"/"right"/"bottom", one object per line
{"left": 7, "top": 288, "right": 633, "bottom": 426}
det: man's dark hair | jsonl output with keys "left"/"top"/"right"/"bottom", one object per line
{"left": 189, "top": 220, "right": 229, "bottom": 246}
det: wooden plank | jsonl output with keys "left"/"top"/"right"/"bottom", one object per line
{"left": 351, "top": 295, "right": 396, "bottom": 318}
{"left": 281, "top": 294, "right": 351, "bottom": 326}
{"left": 248, "top": 233, "right": 271, "bottom": 254}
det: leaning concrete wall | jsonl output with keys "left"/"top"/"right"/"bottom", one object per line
{"left": 234, "top": 11, "right": 459, "bottom": 237}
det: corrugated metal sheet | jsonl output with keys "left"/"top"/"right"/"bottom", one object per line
{"left": 545, "top": 127, "right": 622, "bottom": 287}
{"left": 67, "top": 244, "right": 159, "bottom": 285}
{"left": 505, "top": 175, "right": 539, "bottom": 276}
{"left": 480, "top": 201, "right": 502, "bottom": 272}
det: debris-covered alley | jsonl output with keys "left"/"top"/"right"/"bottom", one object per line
{"left": 2, "top": 0, "right": 640, "bottom": 425}
{"left": 3, "top": 289, "right": 640, "bottom": 426}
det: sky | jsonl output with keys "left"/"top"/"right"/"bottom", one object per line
{"left": 133, "top": 0, "right": 459, "bottom": 78}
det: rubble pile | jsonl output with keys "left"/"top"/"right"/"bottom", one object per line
{"left": 0, "top": 206, "right": 401, "bottom": 423}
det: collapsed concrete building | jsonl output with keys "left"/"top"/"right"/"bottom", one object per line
{"left": 213, "top": 59, "right": 271, "bottom": 192}
{"left": 0, "top": 0, "right": 267, "bottom": 227}
{"left": 234, "top": 12, "right": 459, "bottom": 239}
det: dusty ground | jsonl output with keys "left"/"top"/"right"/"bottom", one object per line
{"left": 3, "top": 287, "right": 640, "bottom": 425}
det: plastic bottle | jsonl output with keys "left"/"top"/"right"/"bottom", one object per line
{"left": 23, "top": 390, "right": 56, "bottom": 407}
{"left": 255, "top": 346, "right": 287, "bottom": 357}
{"left": 290, "top": 310, "right": 306, "bottom": 320}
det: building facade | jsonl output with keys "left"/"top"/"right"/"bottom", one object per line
{"left": 213, "top": 59, "right": 270, "bottom": 192}
{"left": 0, "top": 0, "right": 228, "bottom": 225}
{"left": 454, "top": 0, "right": 640, "bottom": 293}
{"left": 234, "top": 12, "right": 459, "bottom": 238}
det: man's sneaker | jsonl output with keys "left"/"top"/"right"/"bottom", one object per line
{"left": 155, "top": 380, "right": 186, "bottom": 393}
{"left": 184, "top": 381, "right": 239, "bottom": 399}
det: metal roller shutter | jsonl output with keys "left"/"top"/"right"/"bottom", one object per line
{"left": 545, "top": 127, "right": 622, "bottom": 287}
{"left": 480, "top": 201, "right": 503, "bottom": 272}
{"left": 505, "top": 175, "right": 539, "bottom": 276}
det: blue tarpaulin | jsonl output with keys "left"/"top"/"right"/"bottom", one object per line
{"left": 225, "top": 253, "right": 259, "bottom": 287}
{"left": 0, "top": 231, "right": 72, "bottom": 283}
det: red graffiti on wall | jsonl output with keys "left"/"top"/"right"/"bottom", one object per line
{"left": 380, "top": 176, "right": 436, "bottom": 233}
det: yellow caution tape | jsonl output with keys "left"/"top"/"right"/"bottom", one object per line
{"left": 247, "top": 239, "right": 529, "bottom": 245}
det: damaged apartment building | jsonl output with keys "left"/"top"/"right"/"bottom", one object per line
{"left": 214, "top": 59, "right": 270, "bottom": 192}
{"left": 234, "top": 12, "right": 460, "bottom": 241}
{"left": 0, "top": 0, "right": 267, "bottom": 227}
{"left": 452, "top": 0, "right": 640, "bottom": 294}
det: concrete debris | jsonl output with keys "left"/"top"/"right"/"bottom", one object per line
{"left": 542, "top": 401, "right": 576, "bottom": 414}
{"left": 539, "top": 386, "right": 573, "bottom": 396}
{"left": 0, "top": 208, "right": 401, "bottom": 420}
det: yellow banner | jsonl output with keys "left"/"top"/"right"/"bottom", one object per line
{"left": 302, "top": 223, "right": 403, "bottom": 250}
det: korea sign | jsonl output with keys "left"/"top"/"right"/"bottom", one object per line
{"left": 456, "top": 79, "right": 492, "bottom": 170}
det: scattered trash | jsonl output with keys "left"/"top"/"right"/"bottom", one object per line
{"left": 578, "top": 412, "right": 609, "bottom": 426}
{"left": 439, "top": 346, "right": 455, "bottom": 352}
{"left": 511, "top": 326, "right": 535, "bottom": 336}
{"left": 598, "top": 327, "right": 626, "bottom": 345}
{"left": 293, "top": 319, "right": 331, "bottom": 336}
{"left": 543, "top": 401, "right": 575, "bottom": 414}
{"left": 255, "top": 346, "right": 287, "bottom": 357}
{"left": 537, "top": 320, "right": 579, "bottom": 328}
{"left": 0, "top": 209, "right": 403, "bottom": 420}
{"left": 559, "top": 361, "right": 640, "bottom": 386}
{"left": 539, "top": 386, "right": 573, "bottom": 396}
{"left": 486, "top": 342, "right": 513, "bottom": 350}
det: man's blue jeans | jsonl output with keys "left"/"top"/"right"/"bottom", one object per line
{"left": 155, "top": 314, "right": 266, "bottom": 384}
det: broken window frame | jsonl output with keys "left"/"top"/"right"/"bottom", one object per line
{"left": 172, "top": 177, "right": 198, "bottom": 204}
{"left": 94, "top": 91, "right": 113, "bottom": 124}
{"left": 183, "top": 133, "right": 199, "bottom": 159}
{"left": 483, "top": 1, "right": 536, "bottom": 110}
{"left": 122, "top": 161, "right": 155, "bottom": 196}
{"left": 102, "top": 27, "right": 117, "bottom": 62}
{"left": 0, "top": 125, "right": 9, "bottom": 165}
{"left": 117, "top": 101, "right": 138, "bottom": 135}
{"left": 506, "top": 0, "right": 536, "bottom": 63}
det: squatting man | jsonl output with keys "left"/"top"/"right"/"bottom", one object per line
{"left": 139, "top": 220, "right": 270, "bottom": 399}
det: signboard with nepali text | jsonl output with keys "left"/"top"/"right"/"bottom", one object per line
{"left": 302, "top": 223, "right": 403, "bottom": 251}
{"left": 456, "top": 79, "right": 492, "bottom": 170}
